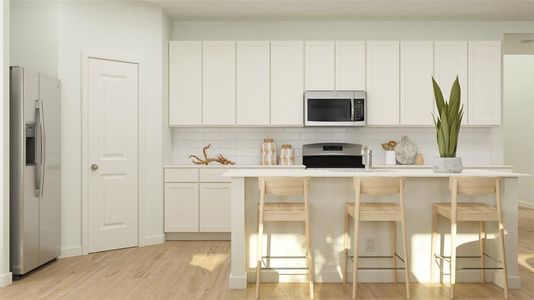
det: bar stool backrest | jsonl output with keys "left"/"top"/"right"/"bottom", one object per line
{"left": 354, "top": 177, "right": 403, "bottom": 196}
{"left": 259, "top": 177, "right": 308, "bottom": 196}
{"left": 450, "top": 177, "right": 499, "bottom": 196}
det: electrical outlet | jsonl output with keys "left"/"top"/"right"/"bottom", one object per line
{"left": 365, "top": 237, "right": 375, "bottom": 253}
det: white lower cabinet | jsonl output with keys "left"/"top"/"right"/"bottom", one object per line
{"left": 164, "top": 168, "right": 231, "bottom": 234}
{"left": 164, "top": 183, "right": 199, "bottom": 232}
{"left": 199, "top": 183, "right": 231, "bottom": 232}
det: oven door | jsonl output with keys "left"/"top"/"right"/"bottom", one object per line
{"left": 304, "top": 91, "right": 355, "bottom": 126}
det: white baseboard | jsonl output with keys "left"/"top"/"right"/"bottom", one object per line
{"left": 141, "top": 234, "right": 165, "bottom": 246}
{"left": 165, "top": 232, "right": 231, "bottom": 241}
{"left": 59, "top": 245, "right": 82, "bottom": 258}
{"left": 519, "top": 201, "right": 534, "bottom": 209}
{"left": 229, "top": 273, "right": 247, "bottom": 289}
{"left": 246, "top": 269, "right": 521, "bottom": 288}
{"left": 0, "top": 272, "right": 12, "bottom": 287}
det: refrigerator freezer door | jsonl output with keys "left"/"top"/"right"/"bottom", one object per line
{"left": 38, "top": 73, "right": 61, "bottom": 265}
{"left": 10, "top": 67, "right": 40, "bottom": 274}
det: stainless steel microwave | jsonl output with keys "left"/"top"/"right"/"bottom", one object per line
{"left": 304, "top": 90, "right": 366, "bottom": 127}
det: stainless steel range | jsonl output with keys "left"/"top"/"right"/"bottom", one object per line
{"left": 302, "top": 143, "right": 365, "bottom": 169}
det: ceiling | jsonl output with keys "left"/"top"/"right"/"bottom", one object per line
{"left": 143, "top": 0, "right": 534, "bottom": 21}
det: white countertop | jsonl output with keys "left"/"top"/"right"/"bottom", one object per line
{"left": 223, "top": 168, "right": 528, "bottom": 178}
{"left": 373, "top": 164, "right": 513, "bottom": 169}
{"left": 163, "top": 164, "right": 306, "bottom": 169}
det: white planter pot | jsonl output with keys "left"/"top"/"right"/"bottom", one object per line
{"left": 432, "top": 157, "right": 463, "bottom": 173}
{"left": 385, "top": 151, "right": 396, "bottom": 165}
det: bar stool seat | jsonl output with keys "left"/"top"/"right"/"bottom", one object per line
{"left": 345, "top": 202, "right": 402, "bottom": 221}
{"left": 260, "top": 202, "right": 306, "bottom": 222}
{"left": 433, "top": 202, "right": 498, "bottom": 222}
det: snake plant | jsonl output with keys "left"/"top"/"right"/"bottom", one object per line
{"left": 432, "top": 76, "right": 464, "bottom": 158}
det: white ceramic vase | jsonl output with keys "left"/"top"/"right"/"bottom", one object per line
{"left": 385, "top": 151, "right": 396, "bottom": 165}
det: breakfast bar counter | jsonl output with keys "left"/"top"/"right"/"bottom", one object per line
{"left": 223, "top": 168, "right": 527, "bottom": 290}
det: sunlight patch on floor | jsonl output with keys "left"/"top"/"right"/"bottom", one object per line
{"left": 189, "top": 253, "right": 228, "bottom": 272}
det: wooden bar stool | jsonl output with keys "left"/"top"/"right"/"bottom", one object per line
{"left": 343, "top": 177, "right": 410, "bottom": 299}
{"left": 431, "top": 177, "right": 509, "bottom": 299}
{"left": 256, "top": 177, "right": 314, "bottom": 299}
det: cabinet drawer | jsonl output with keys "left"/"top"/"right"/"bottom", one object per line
{"left": 164, "top": 169, "right": 198, "bottom": 182}
{"left": 199, "top": 169, "right": 231, "bottom": 183}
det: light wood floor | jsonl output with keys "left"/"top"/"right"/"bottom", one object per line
{"left": 1, "top": 208, "right": 533, "bottom": 300}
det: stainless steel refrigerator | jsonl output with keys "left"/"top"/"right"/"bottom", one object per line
{"left": 10, "top": 66, "right": 61, "bottom": 275}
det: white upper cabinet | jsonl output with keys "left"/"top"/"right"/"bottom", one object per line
{"left": 236, "top": 41, "right": 270, "bottom": 125}
{"left": 366, "top": 41, "right": 400, "bottom": 125}
{"left": 468, "top": 41, "right": 502, "bottom": 125}
{"left": 335, "top": 41, "right": 366, "bottom": 91}
{"left": 400, "top": 41, "right": 434, "bottom": 125}
{"left": 270, "top": 41, "right": 304, "bottom": 126}
{"left": 434, "top": 41, "right": 468, "bottom": 124}
{"left": 202, "top": 41, "right": 236, "bottom": 125}
{"left": 169, "top": 41, "right": 202, "bottom": 126}
{"left": 305, "top": 41, "right": 335, "bottom": 90}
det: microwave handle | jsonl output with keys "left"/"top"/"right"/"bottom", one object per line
{"left": 350, "top": 98, "right": 355, "bottom": 121}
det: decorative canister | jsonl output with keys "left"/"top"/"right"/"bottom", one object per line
{"left": 385, "top": 150, "right": 396, "bottom": 165}
{"left": 279, "top": 144, "right": 295, "bottom": 165}
{"left": 261, "top": 138, "right": 277, "bottom": 165}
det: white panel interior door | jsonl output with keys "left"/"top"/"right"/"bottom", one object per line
{"left": 366, "top": 41, "right": 400, "bottom": 125}
{"left": 305, "top": 41, "right": 335, "bottom": 90}
{"left": 202, "top": 41, "right": 236, "bottom": 125}
{"left": 88, "top": 58, "right": 138, "bottom": 253}
{"left": 169, "top": 41, "right": 202, "bottom": 126}
{"left": 468, "top": 41, "right": 502, "bottom": 125}
{"left": 335, "top": 41, "right": 366, "bottom": 91}
{"left": 434, "top": 41, "right": 468, "bottom": 124}
{"left": 236, "top": 41, "right": 270, "bottom": 125}
{"left": 400, "top": 41, "right": 434, "bottom": 125}
{"left": 270, "top": 41, "right": 304, "bottom": 126}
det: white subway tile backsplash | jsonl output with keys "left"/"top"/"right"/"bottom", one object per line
{"left": 172, "top": 127, "right": 502, "bottom": 166}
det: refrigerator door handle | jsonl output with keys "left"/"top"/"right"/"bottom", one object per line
{"left": 36, "top": 100, "right": 46, "bottom": 197}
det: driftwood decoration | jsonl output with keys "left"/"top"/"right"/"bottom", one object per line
{"left": 189, "top": 144, "right": 235, "bottom": 165}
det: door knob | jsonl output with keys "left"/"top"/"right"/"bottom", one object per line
{"left": 91, "top": 163, "right": 99, "bottom": 171}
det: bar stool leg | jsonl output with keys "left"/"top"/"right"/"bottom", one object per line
{"left": 495, "top": 179, "right": 509, "bottom": 299}
{"left": 450, "top": 219, "right": 457, "bottom": 299}
{"left": 305, "top": 214, "right": 314, "bottom": 298}
{"left": 431, "top": 206, "right": 438, "bottom": 284}
{"left": 399, "top": 180, "right": 410, "bottom": 299}
{"left": 352, "top": 194, "right": 361, "bottom": 299}
{"left": 256, "top": 206, "right": 264, "bottom": 299}
{"left": 343, "top": 210, "right": 350, "bottom": 284}
{"left": 391, "top": 221, "right": 397, "bottom": 283}
{"left": 479, "top": 221, "right": 486, "bottom": 283}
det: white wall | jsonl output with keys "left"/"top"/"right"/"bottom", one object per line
{"left": 0, "top": 0, "right": 11, "bottom": 288}
{"left": 503, "top": 55, "right": 534, "bottom": 207}
{"left": 57, "top": 1, "right": 166, "bottom": 255}
{"left": 172, "top": 21, "right": 534, "bottom": 40}
{"left": 10, "top": 0, "right": 58, "bottom": 77}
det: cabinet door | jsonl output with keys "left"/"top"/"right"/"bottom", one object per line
{"left": 468, "top": 41, "right": 502, "bottom": 125}
{"left": 199, "top": 183, "right": 231, "bottom": 232}
{"left": 305, "top": 41, "right": 335, "bottom": 90}
{"left": 366, "top": 41, "right": 400, "bottom": 125}
{"left": 270, "top": 41, "right": 304, "bottom": 126}
{"left": 236, "top": 41, "right": 270, "bottom": 125}
{"left": 169, "top": 41, "right": 202, "bottom": 126}
{"left": 165, "top": 183, "right": 199, "bottom": 232}
{"left": 335, "top": 41, "right": 366, "bottom": 91}
{"left": 400, "top": 41, "right": 434, "bottom": 125}
{"left": 434, "top": 41, "right": 468, "bottom": 124}
{"left": 202, "top": 41, "right": 236, "bottom": 125}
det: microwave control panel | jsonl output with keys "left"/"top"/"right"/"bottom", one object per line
{"left": 354, "top": 98, "right": 365, "bottom": 122}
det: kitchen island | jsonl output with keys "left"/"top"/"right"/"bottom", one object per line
{"left": 223, "top": 168, "right": 527, "bottom": 290}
